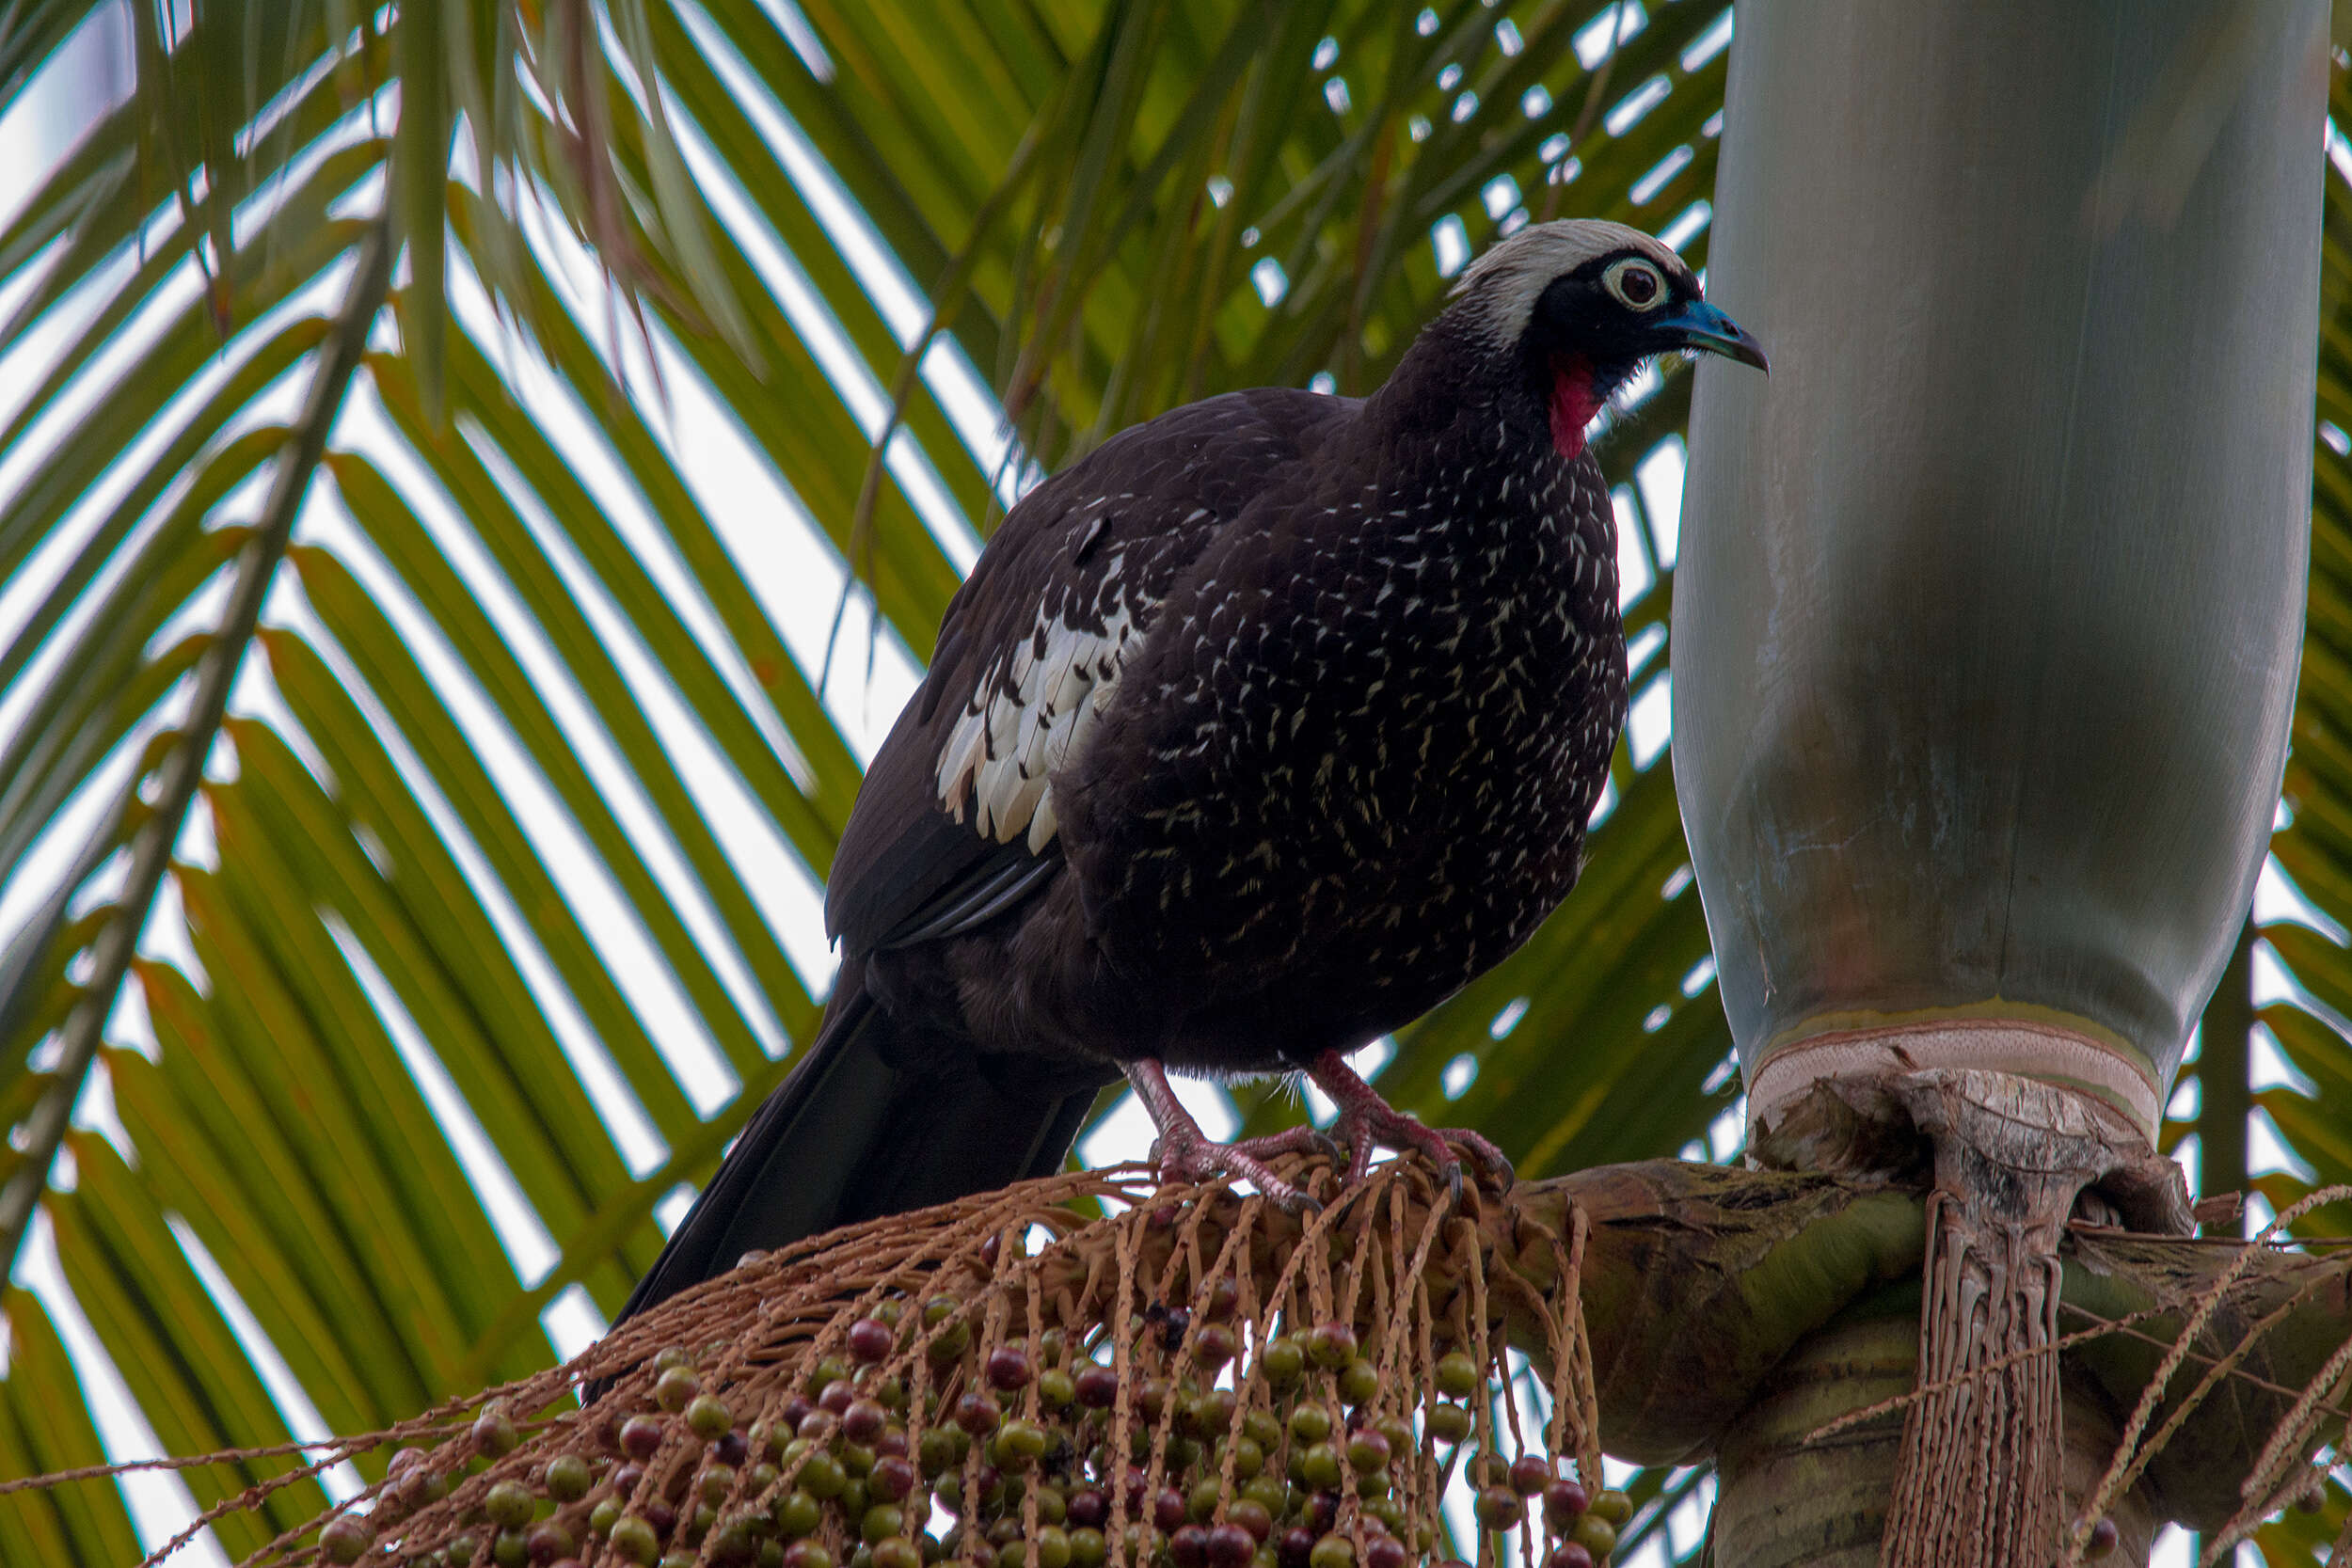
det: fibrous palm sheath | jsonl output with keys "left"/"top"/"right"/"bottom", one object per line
{"left": 619, "top": 219, "right": 1765, "bottom": 1321}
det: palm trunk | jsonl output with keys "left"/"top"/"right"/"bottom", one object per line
{"left": 1672, "top": 2, "right": 2327, "bottom": 1560}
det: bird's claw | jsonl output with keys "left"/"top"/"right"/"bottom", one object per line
{"left": 1150, "top": 1131, "right": 1321, "bottom": 1213}
{"left": 1328, "top": 1107, "right": 1513, "bottom": 1211}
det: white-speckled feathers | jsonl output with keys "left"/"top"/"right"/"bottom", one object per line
{"left": 823, "top": 388, "right": 1354, "bottom": 955}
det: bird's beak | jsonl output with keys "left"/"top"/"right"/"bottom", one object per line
{"left": 1657, "top": 300, "right": 1769, "bottom": 372}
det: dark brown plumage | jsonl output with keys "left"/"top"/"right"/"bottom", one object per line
{"left": 617, "top": 219, "right": 1765, "bottom": 1321}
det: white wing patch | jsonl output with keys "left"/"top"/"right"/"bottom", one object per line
{"left": 936, "top": 596, "right": 1143, "bottom": 853}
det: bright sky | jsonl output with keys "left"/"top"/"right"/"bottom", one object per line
{"left": 0, "top": 7, "right": 2319, "bottom": 1567}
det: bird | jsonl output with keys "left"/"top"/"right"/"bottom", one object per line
{"left": 614, "top": 218, "right": 1766, "bottom": 1323}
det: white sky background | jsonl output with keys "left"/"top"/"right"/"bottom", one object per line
{"left": 0, "top": 6, "right": 2326, "bottom": 1566}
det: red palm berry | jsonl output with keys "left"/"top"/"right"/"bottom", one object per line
{"left": 1206, "top": 1525, "right": 1255, "bottom": 1568}
{"left": 849, "top": 1318, "right": 896, "bottom": 1363}
{"left": 987, "top": 1345, "right": 1035, "bottom": 1391}
{"left": 1074, "top": 1366, "right": 1119, "bottom": 1409}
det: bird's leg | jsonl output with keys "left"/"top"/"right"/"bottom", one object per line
{"left": 1124, "top": 1058, "right": 1321, "bottom": 1212}
{"left": 1305, "top": 1048, "right": 1515, "bottom": 1205}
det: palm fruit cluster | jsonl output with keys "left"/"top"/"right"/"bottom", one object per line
{"left": 287, "top": 1161, "right": 1613, "bottom": 1568}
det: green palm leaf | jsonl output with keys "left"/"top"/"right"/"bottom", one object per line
{"left": 12, "top": 7, "right": 2328, "bottom": 1566}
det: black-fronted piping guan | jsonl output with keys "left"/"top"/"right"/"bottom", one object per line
{"left": 615, "top": 218, "right": 1766, "bottom": 1323}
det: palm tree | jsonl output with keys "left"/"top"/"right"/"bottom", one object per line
{"left": 0, "top": 3, "right": 2346, "bottom": 1563}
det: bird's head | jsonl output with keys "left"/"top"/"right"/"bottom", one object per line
{"left": 1447, "top": 218, "right": 1766, "bottom": 460}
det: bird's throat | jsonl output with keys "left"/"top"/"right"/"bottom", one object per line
{"left": 1548, "top": 354, "right": 1604, "bottom": 461}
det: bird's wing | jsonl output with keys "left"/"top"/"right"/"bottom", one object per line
{"left": 827, "top": 388, "right": 1354, "bottom": 956}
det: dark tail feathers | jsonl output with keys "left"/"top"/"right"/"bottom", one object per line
{"left": 612, "top": 991, "right": 1111, "bottom": 1328}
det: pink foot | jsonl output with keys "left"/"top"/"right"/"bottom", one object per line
{"left": 1124, "top": 1060, "right": 1327, "bottom": 1212}
{"left": 1307, "top": 1049, "right": 1514, "bottom": 1206}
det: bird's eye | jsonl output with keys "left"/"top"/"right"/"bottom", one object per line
{"left": 1603, "top": 259, "right": 1665, "bottom": 310}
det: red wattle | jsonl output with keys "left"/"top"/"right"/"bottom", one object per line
{"left": 1549, "top": 355, "right": 1602, "bottom": 461}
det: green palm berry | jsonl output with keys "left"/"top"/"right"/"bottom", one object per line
{"left": 1034, "top": 1528, "right": 1073, "bottom": 1568}
{"left": 919, "top": 1430, "right": 959, "bottom": 1476}
{"left": 485, "top": 1480, "right": 535, "bottom": 1529}
{"left": 544, "top": 1452, "right": 592, "bottom": 1501}
{"left": 1374, "top": 1416, "right": 1412, "bottom": 1458}
{"left": 1167, "top": 1436, "right": 1202, "bottom": 1469}
{"left": 1188, "top": 1477, "right": 1221, "bottom": 1522}
{"left": 657, "top": 1367, "right": 701, "bottom": 1411}
{"left": 1300, "top": 1444, "right": 1342, "bottom": 1491}
{"left": 1473, "top": 1487, "right": 1522, "bottom": 1529}
{"left": 864, "top": 1505, "right": 905, "bottom": 1544}
{"left": 842, "top": 1443, "right": 876, "bottom": 1479}
{"left": 839, "top": 1479, "right": 868, "bottom": 1520}
{"left": 1227, "top": 1435, "right": 1265, "bottom": 1480}
{"left": 590, "top": 1498, "right": 622, "bottom": 1539}
{"left": 1308, "top": 1533, "right": 1355, "bottom": 1568}
{"left": 1241, "top": 1476, "right": 1289, "bottom": 1516}
{"left": 689, "top": 1393, "right": 735, "bottom": 1440}
{"left": 1572, "top": 1516, "right": 1617, "bottom": 1559}
{"left": 993, "top": 1419, "right": 1049, "bottom": 1467}
{"left": 808, "top": 1358, "right": 850, "bottom": 1395}
{"left": 654, "top": 1346, "right": 693, "bottom": 1373}
{"left": 994, "top": 1544, "right": 1025, "bottom": 1568}
{"left": 1034, "top": 1483, "right": 1067, "bottom": 1525}
{"left": 800, "top": 1453, "right": 848, "bottom": 1499}
{"left": 1288, "top": 1404, "right": 1333, "bottom": 1445}
{"left": 319, "top": 1517, "right": 372, "bottom": 1565}
{"left": 1261, "top": 1338, "right": 1306, "bottom": 1387}
{"left": 1433, "top": 1353, "right": 1479, "bottom": 1400}
{"left": 1366, "top": 1498, "right": 1406, "bottom": 1538}
{"left": 776, "top": 1492, "right": 821, "bottom": 1538}
{"left": 1070, "top": 1528, "right": 1107, "bottom": 1568}
{"left": 1590, "top": 1490, "right": 1631, "bottom": 1527}
{"left": 1244, "top": 1410, "right": 1283, "bottom": 1452}
{"left": 1424, "top": 1404, "right": 1472, "bottom": 1445}
{"left": 1040, "top": 1370, "right": 1077, "bottom": 1409}
{"left": 616, "top": 1523, "right": 663, "bottom": 1568}
{"left": 1337, "top": 1359, "right": 1378, "bottom": 1407}
{"left": 872, "top": 1540, "right": 923, "bottom": 1568}
{"left": 700, "top": 1463, "right": 739, "bottom": 1504}
{"left": 492, "top": 1527, "right": 528, "bottom": 1566}
{"left": 1305, "top": 1324, "right": 1356, "bottom": 1370}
